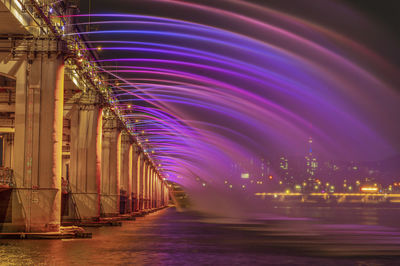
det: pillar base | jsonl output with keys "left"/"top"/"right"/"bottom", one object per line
{"left": 101, "top": 195, "right": 119, "bottom": 216}
{"left": 0, "top": 188, "right": 60, "bottom": 233}
{"left": 70, "top": 192, "right": 100, "bottom": 221}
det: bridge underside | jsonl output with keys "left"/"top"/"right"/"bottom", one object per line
{"left": 0, "top": 1, "right": 28, "bottom": 35}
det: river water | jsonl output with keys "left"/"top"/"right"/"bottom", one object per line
{"left": 1, "top": 206, "right": 400, "bottom": 265}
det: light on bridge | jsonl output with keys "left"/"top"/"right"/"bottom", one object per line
{"left": 361, "top": 187, "right": 379, "bottom": 193}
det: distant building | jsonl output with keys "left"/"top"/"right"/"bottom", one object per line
{"left": 304, "top": 137, "right": 319, "bottom": 192}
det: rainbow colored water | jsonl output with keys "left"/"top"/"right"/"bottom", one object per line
{"left": 64, "top": 1, "right": 400, "bottom": 208}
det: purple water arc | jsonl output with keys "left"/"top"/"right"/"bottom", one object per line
{"left": 64, "top": 1, "right": 400, "bottom": 194}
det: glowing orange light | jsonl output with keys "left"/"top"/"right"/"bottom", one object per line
{"left": 269, "top": 175, "right": 273, "bottom": 180}
{"left": 361, "top": 187, "right": 378, "bottom": 192}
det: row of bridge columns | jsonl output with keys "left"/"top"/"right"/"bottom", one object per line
{"left": 0, "top": 41, "right": 169, "bottom": 233}
{"left": 68, "top": 100, "right": 168, "bottom": 221}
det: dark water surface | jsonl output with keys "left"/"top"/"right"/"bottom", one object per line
{"left": 1, "top": 206, "right": 400, "bottom": 265}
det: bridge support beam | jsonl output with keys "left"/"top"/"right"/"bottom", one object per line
{"left": 0, "top": 53, "right": 64, "bottom": 232}
{"left": 101, "top": 116, "right": 121, "bottom": 216}
{"left": 157, "top": 176, "right": 161, "bottom": 207}
{"left": 131, "top": 145, "right": 139, "bottom": 212}
{"left": 120, "top": 132, "right": 132, "bottom": 214}
{"left": 164, "top": 183, "right": 169, "bottom": 206}
{"left": 155, "top": 177, "right": 160, "bottom": 208}
{"left": 144, "top": 163, "right": 149, "bottom": 210}
{"left": 138, "top": 154, "right": 145, "bottom": 211}
{"left": 147, "top": 165, "right": 153, "bottom": 209}
{"left": 151, "top": 169, "right": 155, "bottom": 208}
{"left": 69, "top": 95, "right": 103, "bottom": 221}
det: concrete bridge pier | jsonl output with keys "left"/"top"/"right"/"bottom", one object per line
{"left": 134, "top": 152, "right": 141, "bottom": 212}
{"left": 0, "top": 52, "right": 64, "bottom": 232}
{"left": 101, "top": 114, "right": 121, "bottom": 217}
{"left": 141, "top": 160, "right": 146, "bottom": 211}
{"left": 147, "top": 166, "right": 151, "bottom": 210}
{"left": 142, "top": 159, "right": 149, "bottom": 210}
{"left": 155, "top": 178, "right": 160, "bottom": 208}
{"left": 145, "top": 162, "right": 150, "bottom": 210}
{"left": 151, "top": 169, "right": 155, "bottom": 209}
{"left": 162, "top": 180, "right": 166, "bottom": 206}
{"left": 131, "top": 145, "right": 139, "bottom": 213}
{"left": 146, "top": 162, "right": 153, "bottom": 210}
{"left": 120, "top": 132, "right": 132, "bottom": 214}
{"left": 69, "top": 94, "right": 103, "bottom": 221}
{"left": 153, "top": 170, "right": 158, "bottom": 208}
{"left": 161, "top": 183, "right": 166, "bottom": 206}
{"left": 158, "top": 178, "right": 162, "bottom": 208}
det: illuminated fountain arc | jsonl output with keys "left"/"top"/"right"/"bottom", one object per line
{"left": 63, "top": 2, "right": 400, "bottom": 193}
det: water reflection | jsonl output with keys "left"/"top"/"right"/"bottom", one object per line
{"left": 0, "top": 207, "right": 400, "bottom": 265}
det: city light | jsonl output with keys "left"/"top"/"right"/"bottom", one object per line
{"left": 241, "top": 173, "right": 249, "bottom": 179}
{"left": 361, "top": 187, "right": 379, "bottom": 192}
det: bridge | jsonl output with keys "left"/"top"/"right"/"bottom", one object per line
{"left": 0, "top": 0, "right": 169, "bottom": 233}
{"left": 256, "top": 192, "right": 400, "bottom": 204}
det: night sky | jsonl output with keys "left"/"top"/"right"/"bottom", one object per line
{"left": 80, "top": 0, "right": 400, "bottom": 32}
{"left": 80, "top": 0, "right": 400, "bottom": 67}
